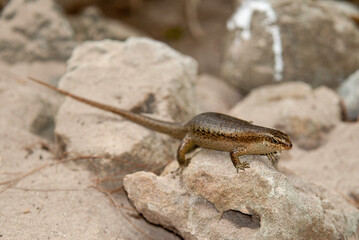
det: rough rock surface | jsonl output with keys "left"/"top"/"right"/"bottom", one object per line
{"left": 55, "top": 38, "right": 197, "bottom": 181}
{"left": 196, "top": 74, "right": 242, "bottom": 113}
{"left": 69, "top": 6, "right": 143, "bottom": 42}
{"left": 281, "top": 122, "right": 359, "bottom": 198}
{"left": 230, "top": 82, "right": 341, "bottom": 150}
{"left": 0, "top": 73, "right": 180, "bottom": 240}
{"left": 338, "top": 69, "right": 359, "bottom": 121}
{"left": 221, "top": 0, "right": 359, "bottom": 93}
{"left": 124, "top": 151, "right": 359, "bottom": 240}
{"left": 0, "top": 0, "right": 76, "bottom": 64}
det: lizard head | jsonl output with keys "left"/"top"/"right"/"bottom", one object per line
{"left": 263, "top": 128, "right": 292, "bottom": 151}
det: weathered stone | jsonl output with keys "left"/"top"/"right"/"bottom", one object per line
{"left": 124, "top": 151, "right": 359, "bottom": 240}
{"left": 230, "top": 82, "right": 341, "bottom": 150}
{"left": 68, "top": 6, "right": 143, "bottom": 42}
{"left": 196, "top": 74, "right": 242, "bottom": 113}
{"left": 0, "top": 0, "right": 76, "bottom": 64}
{"left": 55, "top": 38, "right": 197, "bottom": 180}
{"left": 338, "top": 69, "right": 359, "bottom": 121}
{"left": 221, "top": 0, "right": 359, "bottom": 93}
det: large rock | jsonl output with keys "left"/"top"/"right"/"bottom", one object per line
{"left": 124, "top": 151, "right": 359, "bottom": 240}
{"left": 281, "top": 122, "right": 359, "bottom": 198}
{"left": 230, "top": 82, "right": 341, "bottom": 150}
{"left": 55, "top": 38, "right": 197, "bottom": 181}
{"left": 0, "top": 0, "right": 76, "bottom": 64}
{"left": 338, "top": 69, "right": 359, "bottom": 121}
{"left": 221, "top": 0, "right": 359, "bottom": 93}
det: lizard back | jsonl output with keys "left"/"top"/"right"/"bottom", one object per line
{"left": 185, "top": 112, "right": 282, "bottom": 151}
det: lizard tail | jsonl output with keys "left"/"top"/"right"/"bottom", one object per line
{"left": 28, "top": 77, "right": 186, "bottom": 139}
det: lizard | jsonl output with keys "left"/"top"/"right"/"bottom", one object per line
{"left": 28, "top": 77, "right": 292, "bottom": 173}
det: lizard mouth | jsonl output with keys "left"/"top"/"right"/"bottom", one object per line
{"left": 283, "top": 141, "right": 292, "bottom": 150}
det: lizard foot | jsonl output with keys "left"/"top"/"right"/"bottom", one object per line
{"left": 171, "top": 166, "right": 184, "bottom": 176}
{"left": 236, "top": 161, "right": 250, "bottom": 173}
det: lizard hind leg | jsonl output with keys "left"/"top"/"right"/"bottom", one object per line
{"left": 177, "top": 135, "right": 196, "bottom": 169}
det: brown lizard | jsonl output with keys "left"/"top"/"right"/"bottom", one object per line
{"left": 28, "top": 77, "right": 292, "bottom": 172}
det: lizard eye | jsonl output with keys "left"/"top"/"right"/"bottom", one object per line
{"left": 271, "top": 138, "right": 279, "bottom": 144}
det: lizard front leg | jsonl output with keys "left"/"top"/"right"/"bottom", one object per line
{"left": 230, "top": 148, "right": 250, "bottom": 173}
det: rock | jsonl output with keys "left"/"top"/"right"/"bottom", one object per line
{"left": 0, "top": 0, "right": 76, "bottom": 64}
{"left": 281, "top": 122, "right": 359, "bottom": 198}
{"left": 68, "top": 6, "right": 144, "bottom": 42}
{"left": 221, "top": 0, "right": 359, "bottom": 93}
{"left": 196, "top": 74, "right": 242, "bottom": 113}
{"left": 338, "top": 69, "right": 359, "bottom": 121}
{"left": 230, "top": 82, "right": 341, "bottom": 150}
{"left": 55, "top": 38, "right": 197, "bottom": 184}
{"left": 124, "top": 150, "right": 359, "bottom": 240}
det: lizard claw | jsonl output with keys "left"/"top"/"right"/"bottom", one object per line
{"left": 236, "top": 161, "right": 250, "bottom": 173}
